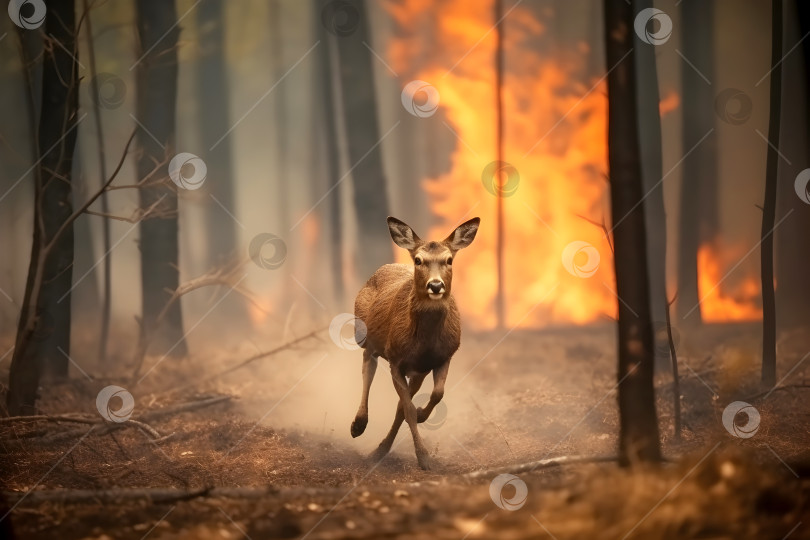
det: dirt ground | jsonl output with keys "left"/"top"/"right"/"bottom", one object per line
{"left": 1, "top": 323, "right": 809, "bottom": 539}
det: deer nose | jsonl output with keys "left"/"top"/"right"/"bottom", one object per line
{"left": 427, "top": 280, "right": 445, "bottom": 294}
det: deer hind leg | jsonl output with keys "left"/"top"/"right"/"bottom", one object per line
{"left": 351, "top": 349, "right": 378, "bottom": 438}
{"left": 370, "top": 369, "right": 429, "bottom": 469}
{"left": 416, "top": 360, "right": 448, "bottom": 423}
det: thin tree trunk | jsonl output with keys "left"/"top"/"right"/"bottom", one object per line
{"left": 334, "top": 0, "right": 392, "bottom": 280}
{"left": 317, "top": 0, "right": 345, "bottom": 307}
{"left": 134, "top": 0, "right": 187, "bottom": 357}
{"left": 604, "top": 0, "right": 662, "bottom": 464}
{"left": 83, "top": 0, "right": 112, "bottom": 363}
{"left": 8, "top": 0, "right": 80, "bottom": 413}
{"left": 761, "top": 0, "right": 783, "bottom": 388}
{"left": 677, "top": 0, "right": 717, "bottom": 325}
{"left": 494, "top": 0, "right": 505, "bottom": 330}
{"left": 633, "top": 0, "right": 667, "bottom": 358}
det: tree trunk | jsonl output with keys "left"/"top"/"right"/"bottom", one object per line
{"left": 334, "top": 0, "right": 393, "bottom": 280}
{"left": 317, "top": 0, "right": 345, "bottom": 307}
{"left": 677, "top": 0, "right": 717, "bottom": 325}
{"left": 604, "top": 0, "right": 662, "bottom": 464}
{"left": 134, "top": 0, "right": 187, "bottom": 357}
{"left": 8, "top": 0, "right": 80, "bottom": 414}
{"left": 761, "top": 0, "right": 783, "bottom": 387}
{"left": 633, "top": 0, "right": 667, "bottom": 361}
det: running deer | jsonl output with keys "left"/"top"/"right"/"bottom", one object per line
{"left": 350, "top": 216, "right": 480, "bottom": 470}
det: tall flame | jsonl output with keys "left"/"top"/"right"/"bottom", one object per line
{"left": 386, "top": 0, "right": 614, "bottom": 328}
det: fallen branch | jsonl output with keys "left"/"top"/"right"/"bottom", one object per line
{"left": 462, "top": 454, "right": 619, "bottom": 480}
{"left": 0, "top": 415, "right": 162, "bottom": 440}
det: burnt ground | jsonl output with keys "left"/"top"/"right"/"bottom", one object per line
{"left": 1, "top": 323, "right": 810, "bottom": 539}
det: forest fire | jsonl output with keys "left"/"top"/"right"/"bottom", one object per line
{"left": 386, "top": 0, "right": 615, "bottom": 329}
{"left": 697, "top": 243, "right": 762, "bottom": 322}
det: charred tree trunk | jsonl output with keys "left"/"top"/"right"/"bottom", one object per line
{"left": 134, "top": 0, "right": 187, "bottom": 357}
{"left": 8, "top": 0, "right": 80, "bottom": 414}
{"left": 633, "top": 0, "right": 668, "bottom": 362}
{"left": 777, "top": 0, "right": 810, "bottom": 329}
{"left": 677, "top": 0, "right": 717, "bottom": 325}
{"left": 333, "top": 0, "right": 392, "bottom": 280}
{"left": 317, "top": 0, "right": 345, "bottom": 307}
{"left": 604, "top": 0, "right": 662, "bottom": 464}
{"left": 761, "top": 0, "right": 783, "bottom": 388}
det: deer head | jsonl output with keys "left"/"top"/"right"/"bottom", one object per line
{"left": 387, "top": 217, "right": 480, "bottom": 302}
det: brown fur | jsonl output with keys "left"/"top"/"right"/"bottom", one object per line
{"left": 350, "top": 217, "right": 480, "bottom": 470}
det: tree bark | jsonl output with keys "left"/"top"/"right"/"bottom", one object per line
{"left": 317, "top": 0, "right": 345, "bottom": 307}
{"left": 134, "top": 0, "right": 187, "bottom": 357}
{"left": 334, "top": 0, "right": 392, "bottom": 280}
{"left": 761, "top": 0, "right": 783, "bottom": 387}
{"left": 676, "top": 0, "right": 717, "bottom": 325}
{"left": 604, "top": 0, "right": 662, "bottom": 464}
{"left": 633, "top": 0, "right": 667, "bottom": 358}
{"left": 8, "top": 0, "right": 80, "bottom": 414}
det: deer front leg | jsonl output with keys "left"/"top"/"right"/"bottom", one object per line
{"left": 390, "top": 368, "right": 431, "bottom": 470}
{"left": 369, "top": 371, "right": 425, "bottom": 463}
{"left": 416, "top": 361, "right": 448, "bottom": 423}
{"left": 351, "top": 349, "right": 377, "bottom": 438}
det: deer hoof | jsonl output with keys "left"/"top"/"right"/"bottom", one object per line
{"left": 416, "top": 407, "right": 429, "bottom": 423}
{"left": 350, "top": 416, "right": 368, "bottom": 438}
{"left": 369, "top": 444, "right": 391, "bottom": 462}
{"left": 416, "top": 452, "right": 432, "bottom": 471}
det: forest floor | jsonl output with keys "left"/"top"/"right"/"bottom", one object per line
{"left": 1, "top": 323, "right": 809, "bottom": 539}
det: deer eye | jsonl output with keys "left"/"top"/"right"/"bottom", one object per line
{"left": 446, "top": 257, "right": 453, "bottom": 265}
{"left": 414, "top": 256, "right": 423, "bottom": 266}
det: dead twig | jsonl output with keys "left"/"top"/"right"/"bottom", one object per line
{"left": 462, "top": 454, "right": 619, "bottom": 480}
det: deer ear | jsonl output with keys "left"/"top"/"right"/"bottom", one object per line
{"left": 445, "top": 217, "right": 480, "bottom": 251}
{"left": 387, "top": 217, "right": 422, "bottom": 251}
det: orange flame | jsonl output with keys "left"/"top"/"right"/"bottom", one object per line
{"left": 386, "top": 0, "right": 614, "bottom": 328}
{"left": 697, "top": 244, "right": 762, "bottom": 322}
